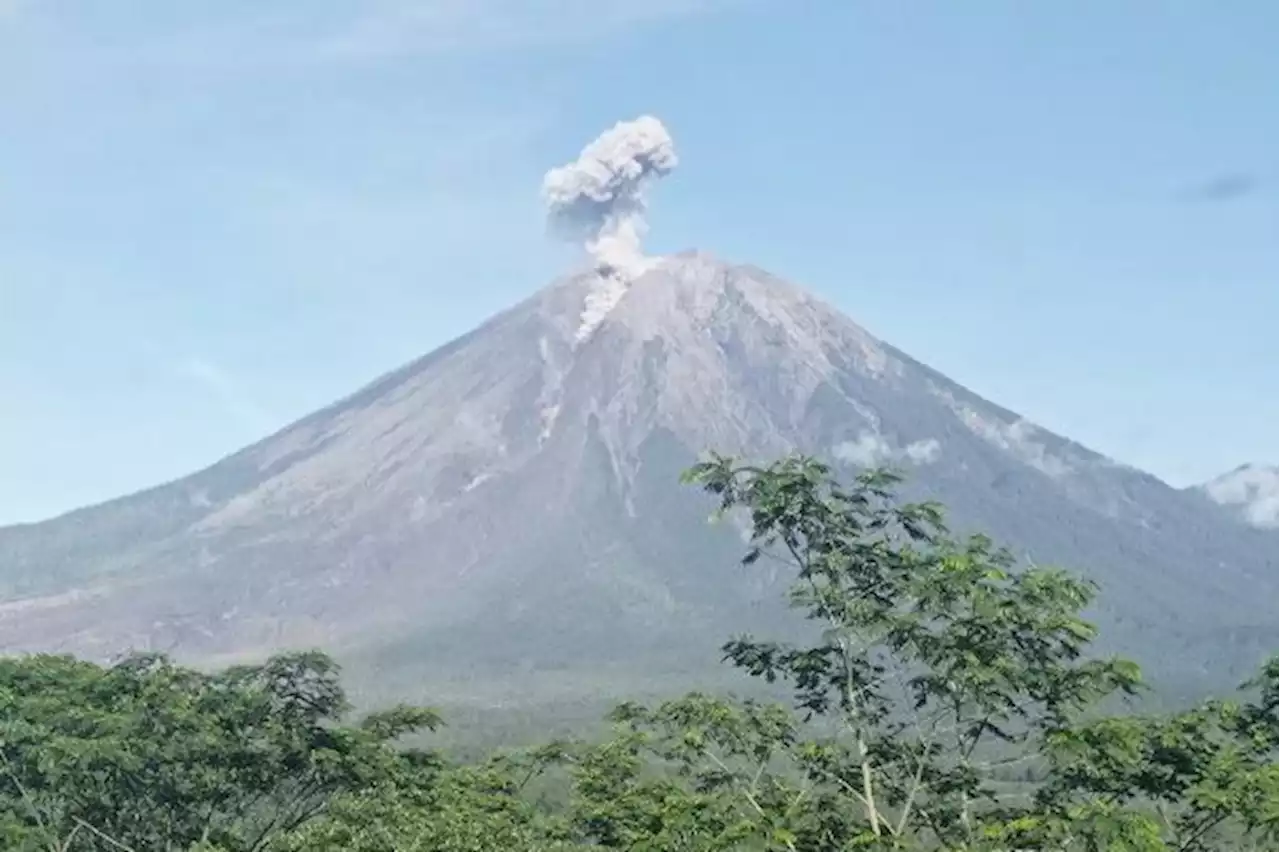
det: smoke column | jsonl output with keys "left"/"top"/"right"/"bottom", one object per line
{"left": 541, "top": 115, "right": 677, "bottom": 279}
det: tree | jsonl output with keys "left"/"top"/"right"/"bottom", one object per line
{"left": 271, "top": 761, "right": 581, "bottom": 852}
{"left": 566, "top": 694, "right": 807, "bottom": 850}
{"left": 0, "top": 650, "right": 440, "bottom": 851}
{"left": 1003, "top": 656, "right": 1278, "bottom": 851}
{"left": 678, "top": 453, "right": 1147, "bottom": 848}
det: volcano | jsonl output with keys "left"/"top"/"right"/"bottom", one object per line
{"left": 1, "top": 252, "right": 1274, "bottom": 703}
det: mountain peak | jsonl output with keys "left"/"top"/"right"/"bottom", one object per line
{"left": 531, "top": 254, "right": 902, "bottom": 475}
{"left": 558, "top": 252, "right": 889, "bottom": 376}
{"left": 561, "top": 250, "right": 809, "bottom": 342}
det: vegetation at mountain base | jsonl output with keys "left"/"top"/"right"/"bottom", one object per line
{"left": 1, "top": 455, "right": 1274, "bottom": 851}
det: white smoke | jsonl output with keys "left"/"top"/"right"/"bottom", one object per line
{"left": 833, "top": 430, "right": 942, "bottom": 468}
{"left": 1200, "top": 464, "right": 1280, "bottom": 529}
{"left": 541, "top": 115, "right": 677, "bottom": 280}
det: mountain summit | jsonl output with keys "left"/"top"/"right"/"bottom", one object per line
{"left": 1, "top": 253, "right": 1274, "bottom": 700}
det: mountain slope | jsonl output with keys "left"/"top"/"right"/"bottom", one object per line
{"left": 1, "top": 252, "right": 1274, "bottom": 701}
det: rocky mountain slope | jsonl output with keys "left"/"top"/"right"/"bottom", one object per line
{"left": 1, "top": 252, "right": 1274, "bottom": 702}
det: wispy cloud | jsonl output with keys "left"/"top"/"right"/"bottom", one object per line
{"left": 312, "top": 0, "right": 735, "bottom": 60}
{"left": 27, "top": 0, "right": 738, "bottom": 71}
{"left": 1178, "top": 172, "right": 1262, "bottom": 204}
{"left": 833, "top": 430, "right": 941, "bottom": 469}
{"left": 1198, "top": 464, "right": 1279, "bottom": 529}
{"left": 177, "top": 358, "right": 275, "bottom": 436}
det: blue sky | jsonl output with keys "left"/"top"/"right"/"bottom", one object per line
{"left": 1, "top": 0, "right": 1275, "bottom": 524}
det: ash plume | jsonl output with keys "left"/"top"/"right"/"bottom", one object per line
{"left": 541, "top": 115, "right": 677, "bottom": 279}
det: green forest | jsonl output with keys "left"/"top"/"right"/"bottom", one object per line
{"left": 2, "top": 455, "right": 1276, "bottom": 851}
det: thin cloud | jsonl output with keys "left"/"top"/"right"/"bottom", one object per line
{"left": 833, "top": 430, "right": 941, "bottom": 469}
{"left": 41, "top": 0, "right": 740, "bottom": 71}
{"left": 315, "top": 0, "right": 733, "bottom": 60}
{"left": 177, "top": 358, "right": 275, "bottom": 436}
{"left": 1179, "top": 172, "right": 1261, "bottom": 204}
